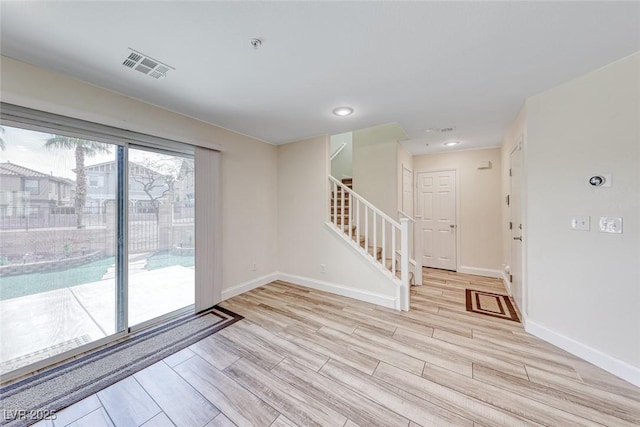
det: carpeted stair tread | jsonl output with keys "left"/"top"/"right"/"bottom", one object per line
{"left": 332, "top": 217, "right": 350, "bottom": 225}
{"left": 384, "top": 258, "right": 415, "bottom": 285}
{"left": 340, "top": 225, "right": 356, "bottom": 233}
{"left": 331, "top": 199, "right": 349, "bottom": 206}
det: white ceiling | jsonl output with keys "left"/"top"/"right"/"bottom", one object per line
{"left": 1, "top": 1, "right": 639, "bottom": 155}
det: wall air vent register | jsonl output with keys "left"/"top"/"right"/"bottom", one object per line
{"left": 122, "top": 49, "right": 174, "bottom": 79}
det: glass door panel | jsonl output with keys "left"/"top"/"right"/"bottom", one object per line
{"left": 127, "top": 148, "right": 194, "bottom": 327}
{"left": 0, "top": 126, "right": 121, "bottom": 374}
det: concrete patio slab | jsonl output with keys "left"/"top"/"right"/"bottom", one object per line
{"left": 0, "top": 266, "right": 194, "bottom": 375}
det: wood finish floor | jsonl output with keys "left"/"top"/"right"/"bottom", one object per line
{"left": 35, "top": 269, "right": 640, "bottom": 426}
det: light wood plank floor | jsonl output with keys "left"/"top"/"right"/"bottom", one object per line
{"left": 35, "top": 269, "right": 640, "bottom": 426}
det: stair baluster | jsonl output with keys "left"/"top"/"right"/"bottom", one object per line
{"left": 327, "top": 176, "right": 411, "bottom": 311}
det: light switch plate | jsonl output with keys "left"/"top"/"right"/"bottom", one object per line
{"left": 571, "top": 216, "right": 590, "bottom": 231}
{"left": 599, "top": 217, "right": 622, "bottom": 234}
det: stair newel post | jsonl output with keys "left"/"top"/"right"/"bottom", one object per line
{"left": 340, "top": 185, "right": 345, "bottom": 231}
{"left": 356, "top": 199, "right": 360, "bottom": 244}
{"left": 400, "top": 217, "right": 410, "bottom": 311}
{"left": 382, "top": 220, "right": 386, "bottom": 267}
{"left": 332, "top": 181, "right": 337, "bottom": 227}
{"left": 391, "top": 226, "right": 396, "bottom": 276}
{"left": 364, "top": 205, "right": 369, "bottom": 253}
{"left": 372, "top": 211, "right": 377, "bottom": 262}
{"left": 348, "top": 193, "right": 353, "bottom": 240}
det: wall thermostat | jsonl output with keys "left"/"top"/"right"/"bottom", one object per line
{"left": 588, "top": 173, "right": 611, "bottom": 188}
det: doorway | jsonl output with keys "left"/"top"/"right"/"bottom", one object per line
{"left": 510, "top": 138, "right": 524, "bottom": 313}
{"left": 416, "top": 170, "right": 457, "bottom": 271}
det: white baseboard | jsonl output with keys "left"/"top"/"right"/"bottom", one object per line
{"left": 526, "top": 319, "right": 640, "bottom": 388}
{"left": 502, "top": 271, "right": 512, "bottom": 296}
{"left": 457, "top": 266, "right": 502, "bottom": 279}
{"left": 221, "top": 272, "right": 279, "bottom": 300}
{"left": 278, "top": 273, "right": 397, "bottom": 309}
{"left": 221, "top": 271, "right": 397, "bottom": 310}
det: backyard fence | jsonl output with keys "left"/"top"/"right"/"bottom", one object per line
{"left": 0, "top": 206, "right": 105, "bottom": 230}
{"left": 0, "top": 202, "right": 195, "bottom": 260}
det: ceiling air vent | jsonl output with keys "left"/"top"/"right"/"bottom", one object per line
{"left": 122, "top": 49, "right": 174, "bottom": 79}
{"left": 440, "top": 127, "right": 455, "bottom": 133}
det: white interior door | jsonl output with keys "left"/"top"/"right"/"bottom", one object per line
{"left": 510, "top": 144, "right": 524, "bottom": 312}
{"left": 416, "top": 170, "right": 457, "bottom": 270}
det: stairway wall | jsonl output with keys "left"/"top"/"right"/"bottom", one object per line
{"left": 352, "top": 127, "right": 399, "bottom": 220}
{"left": 277, "top": 135, "right": 399, "bottom": 306}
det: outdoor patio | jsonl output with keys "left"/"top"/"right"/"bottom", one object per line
{"left": 0, "top": 265, "right": 194, "bottom": 375}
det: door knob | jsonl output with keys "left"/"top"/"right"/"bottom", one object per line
{"left": 513, "top": 236, "right": 522, "bottom": 241}
{"left": 449, "top": 224, "right": 455, "bottom": 228}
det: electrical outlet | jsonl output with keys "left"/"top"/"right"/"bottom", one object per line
{"left": 251, "top": 263, "right": 257, "bottom": 271}
{"left": 320, "top": 264, "right": 326, "bottom": 274}
{"left": 570, "top": 216, "right": 590, "bottom": 231}
{"left": 599, "top": 217, "right": 622, "bottom": 234}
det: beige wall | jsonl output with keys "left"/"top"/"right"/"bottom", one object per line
{"left": 351, "top": 123, "right": 408, "bottom": 221}
{"left": 0, "top": 56, "right": 279, "bottom": 292}
{"left": 352, "top": 137, "right": 397, "bottom": 220}
{"left": 277, "top": 136, "right": 399, "bottom": 303}
{"left": 397, "top": 143, "right": 413, "bottom": 218}
{"left": 413, "top": 148, "right": 503, "bottom": 273}
{"left": 524, "top": 53, "right": 639, "bottom": 370}
{"left": 330, "top": 131, "right": 352, "bottom": 179}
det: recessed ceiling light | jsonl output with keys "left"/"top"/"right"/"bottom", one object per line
{"left": 332, "top": 106, "right": 354, "bottom": 117}
{"left": 443, "top": 141, "right": 460, "bottom": 147}
{"left": 425, "top": 128, "right": 439, "bottom": 133}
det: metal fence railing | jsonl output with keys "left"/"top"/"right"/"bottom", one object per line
{"left": 0, "top": 206, "right": 106, "bottom": 230}
{"left": 173, "top": 205, "right": 194, "bottom": 223}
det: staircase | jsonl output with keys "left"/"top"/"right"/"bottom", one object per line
{"left": 328, "top": 176, "right": 412, "bottom": 311}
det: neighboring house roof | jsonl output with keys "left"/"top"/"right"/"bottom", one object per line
{"left": 0, "top": 161, "right": 74, "bottom": 184}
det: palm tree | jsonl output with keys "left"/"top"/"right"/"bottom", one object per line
{"left": 45, "top": 136, "right": 111, "bottom": 228}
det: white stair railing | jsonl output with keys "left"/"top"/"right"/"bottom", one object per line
{"left": 330, "top": 142, "right": 347, "bottom": 161}
{"left": 328, "top": 176, "right": 410, "bottom": 311}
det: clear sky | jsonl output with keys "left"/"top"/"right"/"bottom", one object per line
{"left": 0, "top": 125, "right": 182, "bottom": 180}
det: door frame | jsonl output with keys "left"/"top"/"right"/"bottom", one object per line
{"left": 414, "top": 168, "right": 460, "bottom": 272}
{"left": 509, "top": 135, "right": 527, "bottom": 319}
{"left": 401, "top": 164, "right": 413, "bottom": 217}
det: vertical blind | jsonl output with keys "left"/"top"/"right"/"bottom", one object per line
{"left": 194, "top": 146, "right": 222, "bottom": 311}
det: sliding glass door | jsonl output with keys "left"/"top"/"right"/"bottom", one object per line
{"left": 0, "top": 114, "right": 196, "bottom": 378}
{"left": 0, "top": 126, "right": 122, "bottom": 375}
{"left": 127, "top": 147, "right": 195, "bottom": 327}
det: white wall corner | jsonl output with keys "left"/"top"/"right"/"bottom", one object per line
{"left": 221, "top": 272, "right": 280, "bottom": 300}
{"left": 278, "top": 272, "right": 397, "bottom": 309}
{"left": 457, "top": 266, "right": 502, "bottom": 279}
{"left": 502, "top": 270, "right": 512, "bottom": 296}
{"left": 526, "top": 319, "right": 640, "bottom": 388}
